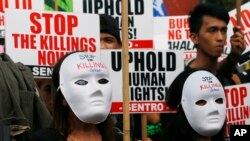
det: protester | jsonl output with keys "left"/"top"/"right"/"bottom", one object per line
{"left": 188, "top": 3, "right": 245, "bottom": 85}
{"left": 35, "top": 78, "right": 53, "bottom": 114}
{"left": 163, "top": 3, "right": 246, "bottom": 141}
{"left": 99, "top": 14, "right": 122, "bottom": 49}
{"left": 33, "top": 14, "right": 124, "bottom": 140}
{"left": 31, "top": 51, "right": 121, "bottom": 141}
{"left": 166, "top": 2, "right": 246, "bottom": 108}
{"left": 161, "top": 69, "right": 227, "bottom": 141}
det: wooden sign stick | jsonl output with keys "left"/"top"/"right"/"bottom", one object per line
{"left": 122, "top": 0, "right": 130, "bottom": 141}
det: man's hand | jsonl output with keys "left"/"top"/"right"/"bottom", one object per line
{"left": 230, "top": 26, "right": 246, "bottom": 59}
{"left": 217, "top": 26, "right": 246, "bottom": 76}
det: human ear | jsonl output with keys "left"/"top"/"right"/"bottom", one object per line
{"left": 190, "top": 32, "right": 199, "bottom": 45}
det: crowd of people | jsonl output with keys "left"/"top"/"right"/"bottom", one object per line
{"left": 0, "top": 1, "right": 249, "bottom": 141}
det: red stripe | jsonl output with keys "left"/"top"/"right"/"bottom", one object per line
{"left": 129, "top": 40, "right": 153, "bottom": 49}
{"left": 111, "top": 101, "right": 176, "bottom": 113}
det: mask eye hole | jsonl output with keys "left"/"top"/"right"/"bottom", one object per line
{"left": 98, "top": 78, "right": 109, "bottom": 84}
{"left": 75, "top": 80, "right": 88, "bottom": 85}
{"left": 195, "top": 100, "right": 207, "bottom": 106}
{"left": 215, "top": 98, "right": 224, "bottom": 104}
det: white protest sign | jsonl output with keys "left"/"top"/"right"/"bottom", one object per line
{"left": 153, "top": 15, "right": 197, "bottom": 60}
{"left": 224, "top": 83, "right": 250, "bottom": 137}
{"left": 5, "top": 9, "right": 100, "bottom": 77}
{"left": 73, "top": 0, "right": 154, "bottom": 49}
{"left": 101, "top": 49, "right": 184, "bottom": 113}
{"left": 0, "top": 0, "right": 44, "bottom": 30}
{"left": 227, "top": 2, "right": 250, "bottom": 66}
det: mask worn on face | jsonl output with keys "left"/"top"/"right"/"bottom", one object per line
{"left": 58, "top": 52, "right": 112, "bottom": 124}
{"left": 181, "top": 70, "right": 226, "bottom": 137}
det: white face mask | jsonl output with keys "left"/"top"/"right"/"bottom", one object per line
{"left": 181, "top": 70, "right": 226, "bottom": 137}
{"left": 59, "top": 52, "right": 112, "bottom": 124}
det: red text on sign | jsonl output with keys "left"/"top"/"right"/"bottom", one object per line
{"left": 169, "top": 18, "right": 189, "bottom": 29}
{"left": 230, "top": 9, "right": 250, "bottom": 31}
{"left": 0, "top": 0, "right": 32, "bottom": 13}
{"left": 12, "top": 33, "right": 36, "bottom": 49}
{"left": 30, "top": 12, "right": 78, "bottom": 35}
{"left": 225, "top": 86, "right": 247, "bottom": 108}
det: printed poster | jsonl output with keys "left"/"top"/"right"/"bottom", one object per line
{"left": 5, "top": 9, "right": 100, "bottom": 78}
{"left": 73, "top": 0, "right": 154, "bottom": 49}
{"left": 101, "top": 49, "right": 184, "bottom": 113}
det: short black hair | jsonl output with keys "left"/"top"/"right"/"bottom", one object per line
{"left": 188, "top": 3, "right": 230, "bottom": 34}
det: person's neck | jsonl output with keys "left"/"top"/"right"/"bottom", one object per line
{"left": 67, "top": 110, "right": 102, "bottom": 141}
{"left": 190, "top": 54, "right": 218, "bottom": 74}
